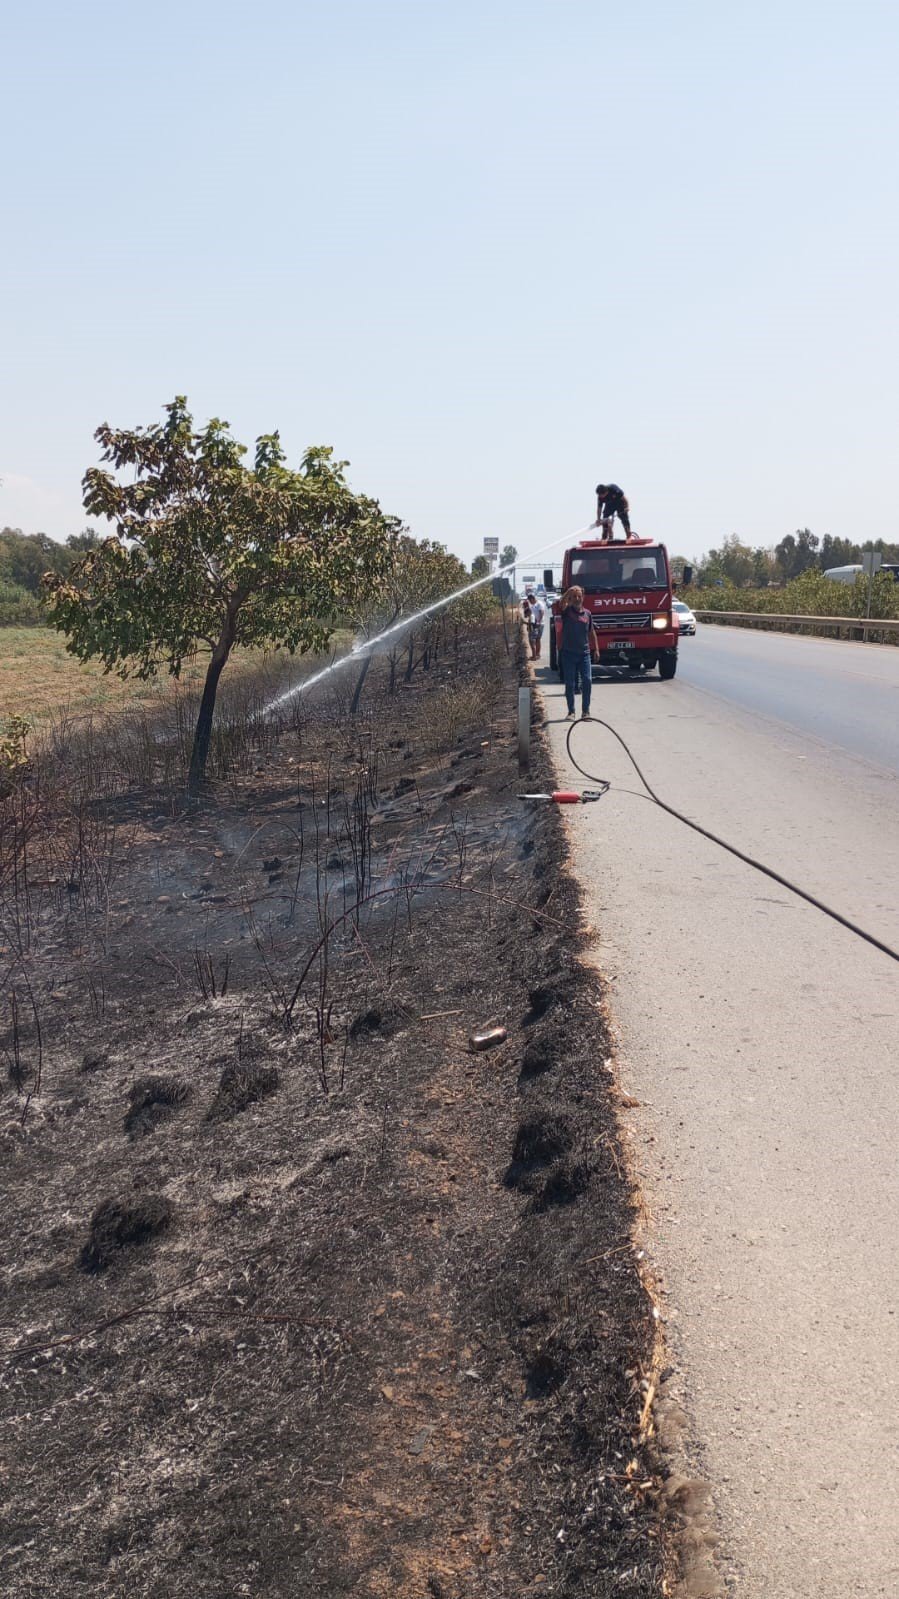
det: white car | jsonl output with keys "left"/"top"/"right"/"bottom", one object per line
{"left": 673, "top": 599, "right": 697, "bottom": 636}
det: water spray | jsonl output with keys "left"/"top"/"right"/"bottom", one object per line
{"left": 263, "top": 523, "right": 596, "bottom": 716}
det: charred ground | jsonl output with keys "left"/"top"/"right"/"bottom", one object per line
{"left": 1, "top": 624, "right": 669, "bottom": 1597}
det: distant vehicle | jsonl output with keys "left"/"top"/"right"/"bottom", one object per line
{"left": 673, "top": 599, "right": 697, "bottom": 635}
{"left": 823, "top": 562, "right": 899, "bottom": 584}
{"left": 823, "top": 565, "right": 863, "bottom": 585}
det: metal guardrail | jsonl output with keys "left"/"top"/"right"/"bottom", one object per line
{"left": 691, "top": 609, "right": 899, "bottom": 642}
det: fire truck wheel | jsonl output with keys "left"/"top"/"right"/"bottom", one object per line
{"left": 659, "top": 651, "right": 678, "bottom": 680}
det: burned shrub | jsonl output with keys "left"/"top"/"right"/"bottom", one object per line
{"left": 206, "top": 1059, "right": 279, "bottom": 1123}
{"left": 524, "top": 984, "right": 556, "bottom": 1022}
{"left": 124, "top": 1074, "right": 191, "bottom": 1139}
{"left": 531, "top": 1157, "right": 591, "bottom": 1212}
{"left": 522, "top": 972, "right": 579, "bottom": 1025}
{"left": 525, "top": 1344, "right": 569, "bottom": 1399}
{"left": 518, "top": 1036, "right": 555, "bottom": 1082}
{"left": 80, "top": 1194, "right": 174, "bottom": 1273}
{"left": 349, "top": 1006, "right": 403, "bottom": 1040}
{"left": 79, "top": 1048, "right": 111, "bottom": 1075}
{"left": 504, "top": 1112, "right": 573, "bottom": 1190}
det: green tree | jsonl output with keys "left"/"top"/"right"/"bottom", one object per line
{"left": 751, "top": 546, "right": 778, "bottom": 586}
{"left": 0, "top": 528, "right": 70, "bottom": 594}
{"left": 65, "top": 528, "right": 101, "bottom": 553}
{"left": 694, "top": 535, "right": 754, "bottom": 587}
{"left": 43, "top": 398, "right": 398, "bottom": 790}
{"left": 0, "top": 577, "right": 42, "bottom": 625}
{"left": 816, "top": 534, "right": 899, "bottom": 569}
{"left": 349, "top": 534, "right": 467, "bottom": 708}
{"left": 499, "top": 544, "right": 517, "bottom": 568}
{"left": 775, "top": 527, "right": 819, "bottom": 581}
{"left": 470, "top": 554, "right": 490, "bottom": 578}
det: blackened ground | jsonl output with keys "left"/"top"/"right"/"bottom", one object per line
{"left": 1, "top": 626, "right": 667, "bottom": 1598}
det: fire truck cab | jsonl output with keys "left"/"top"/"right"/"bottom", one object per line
{"left": 546, "top": 536, "right": 678, "bottom": 681}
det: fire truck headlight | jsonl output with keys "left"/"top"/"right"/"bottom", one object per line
{"left": 652, "top": 613, "right": 670, "bottom": 630}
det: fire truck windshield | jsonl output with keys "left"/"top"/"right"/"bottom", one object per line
{"left": 570, "top": 549, "right": 668, "bottom": 592}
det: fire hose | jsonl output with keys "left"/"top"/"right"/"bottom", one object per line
{"left": 533, "top": 717, "right": 899, "bottom": 967}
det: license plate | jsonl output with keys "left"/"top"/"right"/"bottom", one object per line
{"left": 610, "top": 641, "right": 634, "bottom": 649}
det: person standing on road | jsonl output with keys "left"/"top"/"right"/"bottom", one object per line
{"left": 595, "top": 483, "right": 632, "bottom": 539}
{"left": 528, "top": 592, "right": 546, "bottom": 660}
{"left": 559, "top": 585, "right": 596, "bottom": 719}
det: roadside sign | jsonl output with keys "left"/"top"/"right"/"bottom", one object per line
{"left": 483, "top": 537, "right": 499, "bottom": 556}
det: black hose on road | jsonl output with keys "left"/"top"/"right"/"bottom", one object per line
{"left": 565, "top": 717, "right": 899, "bottom": 967}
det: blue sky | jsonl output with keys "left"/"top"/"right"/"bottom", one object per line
{"left": 2, "top": 0, "right": 898, "bottom": 565}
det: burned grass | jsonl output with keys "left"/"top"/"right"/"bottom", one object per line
{"left": 205, "top": 1059, "right": 280, "bottom": 1123}
{"left": 124, "top": 1074, "right": 191, "bottom": 1139}
{"left": 79, "top": 1193, "right": 175, "bottom": 1273}
{"left": 0, "top": 624, "right": 669, "bottom": 1597}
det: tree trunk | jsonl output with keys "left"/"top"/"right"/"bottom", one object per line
{"left": 388, "top": 650, "right": 398, "bottom": 694}
{"left": 188, "top": 616, "right": 236, "bottom": 793}
{"left": 404, "top": 633, "right": 416, "bottom": 683}
{"left": 349, "top": 651, "right": 373, "bottom": 715}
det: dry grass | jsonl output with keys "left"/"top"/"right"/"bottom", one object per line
{"left": 0, "top": 628, "right": 352, "bottom": 725}
{"left": 424, "top": 674, "right": 504, "bottom": 753}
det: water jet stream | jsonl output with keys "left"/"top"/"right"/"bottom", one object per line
{"left": 264, "top": 523, "right": 595, "bottom": 715}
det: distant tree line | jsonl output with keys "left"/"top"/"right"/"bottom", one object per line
{"left": 0, "top": 527, "right": 100, "bottom": 622}
{"left": 691, "top": 530, "right": 899, "bottom": 589}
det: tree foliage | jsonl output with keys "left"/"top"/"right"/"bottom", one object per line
{"left": 0, "top": 527, "right": 101, "bottom": 601}
{"left": 0, "top": 528, "right": 70, "bottom": 596}
{"left": 43, "top": 398, "right": 399, "bottom": 787}
{"left": 693, "top": 527, "right": 899, "bottom": 589}
{"left": 0, "top": 577, "right": 42, "bottom": 625}
{"left": 350, "top": 535, "right": 493, "bottom": 708}
{"left": 774, "top": 528, "right": 819, "bottom": 581}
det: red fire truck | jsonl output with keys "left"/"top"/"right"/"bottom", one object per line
{"left": 546, "top": 537, "right": 680, "bottom": 680}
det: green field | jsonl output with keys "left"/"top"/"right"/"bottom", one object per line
{"left": 0, "top": 627, "right": 226, "bottom": 722}
{"left": 0, "top": 627, "right": 358, "bottom": 725}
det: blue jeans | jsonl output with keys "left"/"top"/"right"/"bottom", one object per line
{"left": 561, "top": 647, "right": 592, "bottom": 714}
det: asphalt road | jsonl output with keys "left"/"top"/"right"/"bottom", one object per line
{"left": 539, "top": 625, "right": 899, "bottom": 1598}
{"left": 677, "top": 623, "right": 899, "bottom": 773}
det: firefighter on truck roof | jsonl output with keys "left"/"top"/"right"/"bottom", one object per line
{"left": 595, "top": 483, "right": 632, "bottom": 540}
